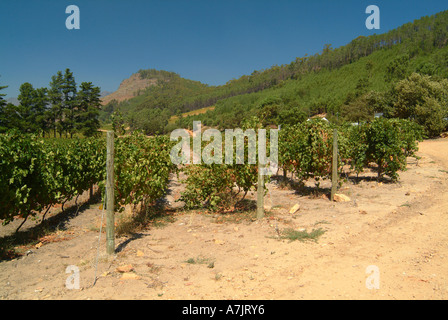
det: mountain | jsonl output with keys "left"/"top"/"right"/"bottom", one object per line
{"left": 103, "top": 10, "right": 448, "bottom": 135}
{"left": 100, "top": 72, "right": 160, "bottom": 105}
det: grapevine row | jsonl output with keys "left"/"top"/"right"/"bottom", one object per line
{"left": 0, "top": 118, "right": 424, "bottom": 225}
{"left": 0, "top": 132, "right": 105, "bottom": 227}
{"left": 279, "top": 118, "right": 423, "bottom": 184}
{"left": 183, "top": 118, "right": 424, "bottom": 212}
{"left": 0, "top": 131, "right": 176, "bottom": 228}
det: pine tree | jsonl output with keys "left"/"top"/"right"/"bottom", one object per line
{"left": 0, "top": 83, "right": 10, "bottom": 132}
{"left": 16, "top": 83, "right": 48, "bottom": 134}
{"left": 61, "top": 69, "right": 77, "bottom": 138}
{"left": 0, "top": 84, "right": 6, "bottom": 107}
{"left": 33, "top": 87, "right": 49, "bottom": 135}
{"left": 48, "top": 71, "right": 64, "bottom": 138}
{"left": 76, "top": 82, "right": 102, "bottom": 137}
{"left": 16, "top": 82, "right": 35, "bottom": 132}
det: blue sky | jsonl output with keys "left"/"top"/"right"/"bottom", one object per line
{"left": 1, "top": 0, "right": 447, "bottom": 98}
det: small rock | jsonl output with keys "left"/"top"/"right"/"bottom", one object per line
{"left": 136, "top": 250, "right": 144, "bottom": 257}
{"left": 214, "top": 239, "right": 225, "bottom": 245}
{"left": 289, "top": 203, "right": 300, "bottom": 214}
{"left": 120, "top": 272, "right": 140, "bottom": 280}
{"left": 359, "top": 210, "right": 368, "bottom": 215}
{"left": 333, "top": 194, "right": 351, "bottom": 202}
{"left": 116, "top": 264, "right": 134, "bottom": 273}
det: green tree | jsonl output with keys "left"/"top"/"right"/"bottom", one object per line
{"left": 0, "top": 83, "right": 11, "bottom": 132}
{"left": 16, "top": 82, "right": 35, "bottom": 131}
{"left": 278, "top": 106, "right": 307, "bottom": 126}
{"left": 385, "top": 54, "right": 410, "bottom": 83}
{"left": 48, "top": 71, "right": 64, "bottom": 137}
{"left": 340, "top": 94, "right": 374, "bottom": 124}
{"left": 0, "top": 83, "right": 6, "bottom": 107}
{"left": 129, "top": 108, "right": 170, "bottom": 136}
{"left": 16, "top": 83, "right": 48, "bottom": 134}
{"left": 76, "top": 82, "right": 101, "bottom": 137}
{"left": 34, "top": 87, "right": 50, "bottom": 135}
{"left": 392, "top": 73, "right": 448, "bottom": 136}
{"left": 61, "top": 69, "right": 77, "bottom": 138}
{"left": 256, "top": 96, "right": 283, "bottom": 126}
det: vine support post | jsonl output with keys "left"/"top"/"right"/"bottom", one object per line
{"left": 257, "top": 162, "right": 265, "bottom": 220}
{"left": 331, "top": 129, "right": 338, "bottom": 202}
{"left": 106, "top": 131, "right": 115, "bottom": 255}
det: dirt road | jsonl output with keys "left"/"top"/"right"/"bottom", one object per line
{"left": 1, "top": 139, "right": 447, "bottom": 300}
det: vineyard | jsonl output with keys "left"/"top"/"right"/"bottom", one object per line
{"left": 0, "top": 118, "right": 424, "bottom": 232}
{"left": 3, "top": 118, "right": 448, "bottom": 300}
{"left": 2, "top": 1, "right": 448, "bottom": 301}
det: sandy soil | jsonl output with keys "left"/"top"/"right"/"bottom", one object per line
{"left": 1, "top": 138, "right": 447, "bottom": 300}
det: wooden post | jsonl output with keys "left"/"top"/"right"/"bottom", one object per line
{"left": 331, "top": 129, "right": 338, "bottom": 202}
{"left": 257, "top": 163, "right": 264, "bottom": 220}
{"left": 106, "top": 131, "right": 115, "bottom": 255}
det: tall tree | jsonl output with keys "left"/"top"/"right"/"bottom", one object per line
{"left": 61, "top": 69, "right": 77, "bottom": 138}
{"left": 16, "top": 82, "right": 35, "bottom": 132}
{"left": 0, "top": 83, "right": 7, "bottom": 107}
{"left": 15, "top": 83, "right": 48, "bottom": 134}
{"left": 33, "top": 87, "right": 49, "bottom": 135}
{"left": 48, "top": 71, "right": 64, "bottom": 137}
{"left": 76, "top": 82, "right": 102, "bottom": 137}
{"left": 0, "top": 83, "right": 12, "bottom": 132}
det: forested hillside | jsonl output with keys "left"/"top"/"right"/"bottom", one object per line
{"left": 102, "top": 10, "right": 448, "bottom": 136}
